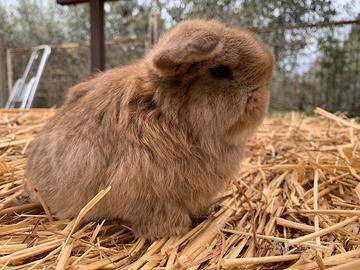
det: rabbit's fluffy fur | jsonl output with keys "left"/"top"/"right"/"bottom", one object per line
{"left": 25, "top": 20, "right": 273, "bottom": 239}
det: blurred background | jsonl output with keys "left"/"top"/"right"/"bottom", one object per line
{"left": 0, "top": 0, "right": 359, "bottom": 116}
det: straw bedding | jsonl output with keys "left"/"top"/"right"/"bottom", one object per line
{"left": 0, "top": 108, "right": 359, "bottom": 270}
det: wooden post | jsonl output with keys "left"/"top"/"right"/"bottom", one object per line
{"left": 146, "top": 10, "right": 159, "bottom": 52}
{"left": 6, "top": 49, "right": 12, "bottom": 95}
{"left": 90, "top": 0, "right": 105, "bottom": 72}
{"left": 0, "top": 32, "right": 8, "bottom": 107}
{"left": 57, "top": 0, "right": 118, "bottom": 73}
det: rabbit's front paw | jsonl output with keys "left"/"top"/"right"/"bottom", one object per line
{"left": 133, "top": 210, "right": 192, "bottom": 240}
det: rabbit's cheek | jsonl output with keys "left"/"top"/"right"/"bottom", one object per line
{"left": 224, "top": 116, "right": 257, "bottom": 145}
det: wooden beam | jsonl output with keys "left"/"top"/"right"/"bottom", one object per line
{"left": 90, "top": 0, "right": 105, "bottom": 72}
{"left": 56, "top": 0, "right": 88, "bottom": 5}
{"left": 7, "top": 37, "right": 146, "bottom": 53}
{"left": 57, "top": 0, "right": 118, "bottom": 6}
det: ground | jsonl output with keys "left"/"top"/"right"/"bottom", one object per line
{"left": 0, "top": 108, "right": 359, "bottom": 269}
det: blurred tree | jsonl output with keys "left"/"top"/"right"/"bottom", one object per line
{"left": 240, "top": 0, "right": 336, "bottom": 64}
{"left": 298, "top": 16, "right": 360, "bottom": 116}
{"left": 343, "top": 20, "right": 360, "bottom": 114}
{"left": 0, "top": 0, "right": 152, "bottom": 47}
{"left": 162, "top": 0, "right": 337, "bottom": 69}
{"left": 0, "top": 0, "right": 337, "bottom": 57}
{"left": 60, "top": 4, "right": 90, "bottom": 42}
{"left": 1, "top": 0, "right": 359, "bottom": 115}
{"left": 0, "top": 1, "right": 66, "bottom": 47}
{"left": 106, "top": 1, "right": 148, "bottom": 38}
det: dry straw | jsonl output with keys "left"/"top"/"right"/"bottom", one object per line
{"left": 0, "top": 107, "right": 359, "bottom": 269}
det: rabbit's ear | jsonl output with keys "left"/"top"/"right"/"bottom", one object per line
{"left": 152, "top": 30, "right": 221, "bottom": 76}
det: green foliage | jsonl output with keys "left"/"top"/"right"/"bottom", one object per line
{"left": 160, "top": 0, "right": 337, "bottom": 66}
{"left": 0, "top": 0, "right": 151, "bottom": 47}
{"left": 106, "top": 1, "right": 149, "bottom": 38}
{"left": 0, "top": 1, "right": 66, "bottom": 47}
{"left": 60, "top": 5, "right": 90, "bottom": 41}
{"left": 0, "top": 0, "right": 338, "bottom": 51}
{"left": 308, "top": 23, "right": 360, "bottom": 116}
{"left": 163, "top": 0, "right": 336, "bottom": 26}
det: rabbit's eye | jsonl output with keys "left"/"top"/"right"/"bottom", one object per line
{"left": 209, "top": 65, "right": 233, "bottom": 79}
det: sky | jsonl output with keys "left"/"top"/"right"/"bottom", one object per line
{"left": 333, "top": 0, "right": 360, "bottom": 20}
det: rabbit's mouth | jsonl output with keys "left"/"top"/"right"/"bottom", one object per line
{"left": 244, "top": 95, "right": 256, "bottom": 114}
{"left": 239, "top": 81, "right": 262, "bottom": 93}
{"left": 245, "top": 95, "right": 255, "bottom": 106}
{"left": 242, "top": 86, "right": 260, "bottom": 111}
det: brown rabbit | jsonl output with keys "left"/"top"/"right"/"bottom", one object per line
{"left": 25, "top": 19, "right": 273, "bottom": 239}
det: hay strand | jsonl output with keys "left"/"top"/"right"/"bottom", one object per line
{"left": 223, "top": 254, "right": 301, "bottom": 267}
{"left": 288, "top": 216, "right": 358, "bottom": 246}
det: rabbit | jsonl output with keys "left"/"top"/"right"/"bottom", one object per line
{"left": 25, "top": 19, "right": 273, "bottom": 239}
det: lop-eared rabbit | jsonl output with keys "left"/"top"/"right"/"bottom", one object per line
{"left": 25, "top": 19, "right": 273, "bottom": 239}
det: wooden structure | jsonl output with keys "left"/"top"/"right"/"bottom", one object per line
{"left": 56, "top": 0, "right": 117, "bottom": 73}
{"left": 0, "top": 32, "right": 8, "bottom": 106}
{"left": 145, "top": 11, "right": 159, "bottom": 52}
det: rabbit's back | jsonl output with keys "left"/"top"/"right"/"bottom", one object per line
{"left": 25, "top": 66, "right": 132, "bottom": 218}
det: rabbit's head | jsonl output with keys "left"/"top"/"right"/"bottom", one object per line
{"left": 146, "top": 20, "right": 273, "bottom": 145}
